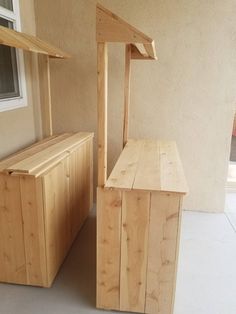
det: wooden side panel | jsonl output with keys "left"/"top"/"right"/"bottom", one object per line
{"left": 43, "top": 159, "right": 71, "bottom": 285}
{"left": 145, "top": 192, "right": 181, "bottom": 314}
{"left": 120, "top": 191, "right": 150, "bottom": 313}
{"left": 0, "top": 174, "right": 26, "bottom": 284}
{"left": 20, "top": 176, "right": 47, "bottom": 286}
{"left": 97, "top": 188, "right": 122, "bottom": 310}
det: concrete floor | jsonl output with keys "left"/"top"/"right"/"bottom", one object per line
{"left": 0, "top": 210, "right": 236, "bottom": 314}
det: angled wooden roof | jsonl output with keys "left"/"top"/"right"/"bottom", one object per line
{"left": 96, "top": 3, "right": 157, "bottom": 60}
{"left": 0, "top": 25, "right": 70, "bottom": 59}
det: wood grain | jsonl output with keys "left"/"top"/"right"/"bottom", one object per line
{"left": 97, "top": 188, "right": 122, "bottom": 310}
{"left": 120, "top": 190, "right": 150, "bottom": 313}
{"left": 145, "top": 192, "right": 181, "bottom": 314}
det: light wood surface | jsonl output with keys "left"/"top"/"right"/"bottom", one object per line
{"left": 106, "top": 139, "right": 188, "bottom": 194}
{"left": 145, "top": 193, "right": 181, "bottom": 314}
{"left": 6, "top": 132, "right": 93, "bottom": 174}
{"left": 0, "top": 25, "right": 70, "bottom": 58}
{"left": 97, "top": 188, "right": 184, "bottom": 314}
{"left": 96, "top": 4, "right": 156, "bottom": 60}
{"left": 97, "top": 188, "right": 122, "bottom": 310}
{"left": 38, "top": 55, "right": 53, "bottom": 137}
{"left": 120, "top": 191, "right": 150, "bottom": 313}
{"left": 123, "top": 44, "right": 131, "bottom": 147}
{"left": 0, "top": 133, "right": 93, "bottom": 287}
{"left": 97, "top": 42, "right": 108, "bottom": 187}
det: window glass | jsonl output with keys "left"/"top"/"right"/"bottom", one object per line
{"left": 0, "top": 0, "right": 13, "bottom": 11}
{"left": 0, "top": 17, "right": 20, "bottom": 100}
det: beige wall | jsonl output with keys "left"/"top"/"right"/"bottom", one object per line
{"left": 0, "top": 0, "right": 41, "bottom": 160}
{"left": 35, "top": 0, "right": 236, "bottom": 212}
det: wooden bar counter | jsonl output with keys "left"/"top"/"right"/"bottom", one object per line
{"left": 97, "top": 139, "right": 188, "bottom": 314}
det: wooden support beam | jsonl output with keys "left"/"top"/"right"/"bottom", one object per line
{"left": 130, "top": 44, "right": 153, "bottom": 60}
{"left": 38, "top": 55, "right": 53, "bottom": 138}
{"left": 123, "top": 44, "right": 131, "bottom": 148}
{"left": 97, "top": 43, "right": 108, "bottom": 187}
{"left": 143, "top": 42, "right": 157, "bottom": 60}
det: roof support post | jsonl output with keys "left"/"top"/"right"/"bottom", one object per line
{"left": 123, "top": 44, "right": 131, "bottom": 148}
{"left": 97, "top": 42, "right": 108, "bottom": 187}
{"left": 38, "top": 55, "right": 53, "bottom": 138}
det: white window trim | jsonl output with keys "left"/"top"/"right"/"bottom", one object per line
{"left": 0, "top": 0, "right": 27, "bottom": 113}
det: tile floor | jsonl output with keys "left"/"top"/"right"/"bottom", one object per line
{"left": 0, "top": 209, "right": 236, "bottom": 314}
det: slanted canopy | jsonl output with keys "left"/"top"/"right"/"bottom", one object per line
{"left": 0, "top": 25, "right": 70, "bottom": 58}
{"left": 96, "top": 3, "right": 157, "bottom": 60}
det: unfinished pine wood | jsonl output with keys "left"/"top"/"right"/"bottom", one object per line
{"left": 7, "top": 132, "right": 93, "bottom": 174}
{"left": 20, "top": 176, "right": 47, "bottom": 286}
{"left": 106, "top": 139, "right": 188, "bottom": 194}
{"left": 123, "top": 44, "right": 131, "bottom": 147}
{"left": 97, "top": 4, "right": 152, "bottom": 45}
{"left": 0, "top": 175, "right": 26, "bottom": 284}
{"left": 120, "top": 191, "right": 150, "bottom": 313}
{"left": 43, "top": 158, "right": 71, "bottom": 284}
{"left": 106, "top": 139, "right": 143, "bottom": 189}
{"left": 38, "top": 54, "right": 53, "bottom": 137}
{"left": 0, "top": 133, "right": 93, "bottom": 287}
{"left": 130, "top": 44, "right": 153, "bottom": 60}
{"left": 97, "top": 42, "right": 108, "bottom": 187}
{"left": 0, "top": 25, "right": 70, "bottom": 58}
{"left": 97, "top": 188, "right": 122, "bottom": 310}
{"left": 145, "top": 192, "right": 181, "bottom": 314}
{"left": 0, "top": 133, "right": 72, "bottom": 172}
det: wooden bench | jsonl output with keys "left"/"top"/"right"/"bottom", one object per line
{"left": 96, "top": 5, "right": 188, "bottom": 314}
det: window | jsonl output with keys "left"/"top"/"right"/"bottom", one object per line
{"left": 0, "top": 0, "right": 27, "bottom": 112}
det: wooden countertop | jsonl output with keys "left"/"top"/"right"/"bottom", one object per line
{"left": 105, "top": 139, "right": 188, "bottom": 194}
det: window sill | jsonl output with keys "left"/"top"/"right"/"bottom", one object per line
{"left": 0, "top": 98, "right": 27, "bottom": 113}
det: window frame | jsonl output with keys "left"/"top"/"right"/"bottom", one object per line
{"left": 0, "top": 0, "right": 27, "bottom": 113}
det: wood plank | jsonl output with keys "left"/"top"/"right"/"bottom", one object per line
{"left": 123, "top": 44, "right": 131, "bottom": 148}
{"left": 0, "top": 174, "right": 27, "bottom": 284}
{"left": 130, "top": 44, "right": 153, "bottom": 60}
{"left": 20, "top": 176, "right": 48, "bottom": 286}
{"left": 105, "top": 140, "right": 143, "bottom": 190}
{"left": 160, "top": 141, "right": 188, "bottom": 194}
{"left": 7, "top": 132, "right": 93, "bottom": 174}
{"left": 120, "top": 190, "right": 150, "bottom": 313}
{"left": 97, "top": 42, "right": 108, "bottom": 187}
{"left": 43, "top": 159, "right": 71, "bottom": 285}
{"left": 97, "top": 188, "right": 122, "bottom": 310}
{"left": 143, "top": 42, "right": 157, "bottom": 60}
{"left": 0, "top": 133, "right": 72, "bottom": 172}
{"left": 145, "top": 192, "right": 181, "bottom": 314}
{"left": 133, "top": 140, "right": 161, "bottom": 191}
{"left": 106, "top": 139, "right": 188, "bottom": 194}
{"left": 97, "top": 4, "right": 153, "bottom": 44}
{"left": 38, "top": 54, "right": 53, "bottom": 138}
{"left": 0, "top": 25, "right": 70, "bottom": 58}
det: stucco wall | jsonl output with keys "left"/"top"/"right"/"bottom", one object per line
{"left": 0, "top": 0, "right": 41, "bottom": 160}
{"left": 35, "top": 0, "right": 236, "bottom": 212}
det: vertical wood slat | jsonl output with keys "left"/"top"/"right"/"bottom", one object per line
{"left": 43, "top": 159, "right": 71, "bottom": 285}
{"left": 97, "top": 188, "right": 122, "bottom": 310}
{"left": 97, "top": 42, "right": 108, "bottom": 187}
{"left": 120, "top": 191, "right": 150, "bottom": 313}
{"left": 38, "top": 54, "right": 53, "bottom": 138}
{"left": 123, "top": 44, "right": 131, "bottom": 148}
{"left": 20, "top": 176, "right": 48, "bottom": 286}
{"left": 145, "top": 192, "right": 181, "bottom": 314}
{"left": 0, "top": 175, "right": 26, "bottom": 284}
